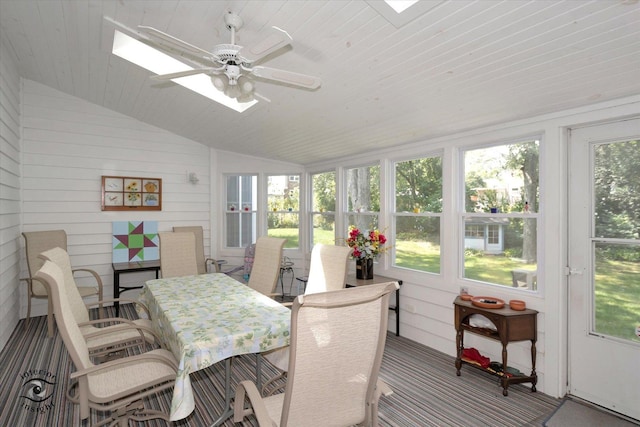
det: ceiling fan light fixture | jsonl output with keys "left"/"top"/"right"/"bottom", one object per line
{"left": 226, "top": 85, "right": 241, "bottom": 99}
{"left": 125, "top": 12, "right": 320, "bottom": 111}
{"left": 212, "top": 74, "right": 254, "bottom": 100}
{"left": 112, "top": 29, "right": 256, "bottom": 112}
{"left": 212, "top": 75, "right": 226, "bottom": 91}
{"left": 237, "top": 93, "right": 255, "bottom": 104}
{"left": 238, "top": 76, "right": 254, "bottom": 94}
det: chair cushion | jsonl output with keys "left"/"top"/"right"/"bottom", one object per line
{"left": 263, "top": 392, "right": 286, "bottom": 427}
{"left": 88, "top": 349, "right": 177, "bottom": 402}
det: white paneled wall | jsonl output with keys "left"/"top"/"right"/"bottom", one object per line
{"left": 0, "top": 34, "right": 22, "bottom": 348}
{"left": 19, "top": 79, "right": 211, "bottom": 318}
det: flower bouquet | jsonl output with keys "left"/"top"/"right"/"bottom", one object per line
{"left": 346, "top": 226, "right": 388, "bottom": 279}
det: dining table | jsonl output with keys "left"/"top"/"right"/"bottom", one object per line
{"left": 138, "top": 273, "right": 291, "bottom": 423}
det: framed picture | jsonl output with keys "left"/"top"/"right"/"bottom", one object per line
{"left": 101, "top": 176, "right": 162, "bottom": 211}
{"left": 104, "top": 192, "right": 124, "bottom": 206}
{"left": 112, "top": 221, "right": 159, "bottom": 262}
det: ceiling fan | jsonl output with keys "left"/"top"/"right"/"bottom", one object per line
{"left": 138, "top": 12, "right": 322, "bottom": 103}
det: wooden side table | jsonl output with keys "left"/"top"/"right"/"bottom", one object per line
{"left": 346, "top": 273, "right": 402, "bottom": 336}
{"left": 453, "top": 296, "right": 538, "bottom": 396}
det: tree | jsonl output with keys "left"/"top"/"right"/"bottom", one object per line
{"left": 312, "top": 172, "right": 336, "bottom": 232}
{"left": 594, "top": 139, "right": 640, "bottom": 240}
{"left": 312, "top": 172, "right": 336, "bottom": 212}
{"left": 504, "top": 141, "right": 539, "bottom": 262}
{"left": 395, "top": 157, "right": 443, "bottom": 212}
{"left": 395, "top": 157, "right": 443, "bottom": 238}
{"left": 465, "top": 171, "right": 485, "bottom": 212}
{"left": 347, "top": 167, "right": 371, "bottom": 212}
{"left": 347, "top": 165, "right": 380, "bottom": 231}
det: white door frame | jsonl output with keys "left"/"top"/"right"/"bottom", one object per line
{"left": 567, "top": 117, "right": 640, "bottom": 420}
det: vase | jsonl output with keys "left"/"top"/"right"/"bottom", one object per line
{"left": 356, "top": 258, "right": 374, "bottom": 280}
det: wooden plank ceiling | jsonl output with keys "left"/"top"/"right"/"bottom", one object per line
{"left": 2, "top": 0, "right": 639, "bottom": 165}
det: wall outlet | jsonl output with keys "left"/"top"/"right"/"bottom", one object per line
{"left": 460, "top": 286, "right": 469, "bottom": 296}
{"left": 406, "top": 304, "right": 416, "bottom": 314}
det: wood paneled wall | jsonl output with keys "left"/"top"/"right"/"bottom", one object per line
{"left": 19, "top": 79, "right": 211, "bottom": 318}
{"left": 0, "top": 35, "right": 22, "bottom": 349}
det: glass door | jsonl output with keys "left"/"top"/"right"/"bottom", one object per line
{"left": 568, "top": 118, "right": 640, "bottom": 420}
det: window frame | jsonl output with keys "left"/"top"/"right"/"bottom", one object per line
{"left": 223, "top": 173, "right": 258, "bottom": 249}
{"left": 459, "top": 137, "right": 541, "bottom": 292}
{"left": 391, "top": 153, "right": 443, "bottom": 274}
{"left": 266, "top": 173, "right": 301, "bottom": 250}
{"left": 343, "top": 162, "right": 381, "bottom": 238}
{"left": 310, "top": 170, "right": 337, "bottom": 247}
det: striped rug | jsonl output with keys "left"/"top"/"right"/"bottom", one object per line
{"left": 0, "top": 305, "right": 560, "bottom": 426}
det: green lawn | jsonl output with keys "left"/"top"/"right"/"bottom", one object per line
{"left": 394, "top": 240, "right": 440, "bottom": 273}
{"left": 463, "top": 253, "right": 536, "bottom": 287}
{"left": 269, "top": 227, "right": 339, "bottom": 247}
{"left": 268, "top": 228, "right": 640, "bottom": 343}
{"left": 268, "top": 228, "right": 300, "bottom": 248}
{"left": 393, "top": 241, "right": 537, "bottom": 284}
{"left": 595, "top": 256, "right": 640, "bottom": 342}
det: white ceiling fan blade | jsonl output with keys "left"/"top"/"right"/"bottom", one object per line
{"left": 254, "top": 92, "right": 271, "bottom": 103}
{"left": 240, "top": 27, "right": 292, "bottom": 63}
{"left": 151, "top": 68, "right": 218, "bottom": 81}
{"left": 251, "top": 66, "right": 322, "bottom": 89}
{"left": 138, "top": 25, "right": 212, "bottom": 59}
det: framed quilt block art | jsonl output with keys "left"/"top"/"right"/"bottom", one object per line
{"left": 112, "top": 221, "right": 159, "bottom": 263}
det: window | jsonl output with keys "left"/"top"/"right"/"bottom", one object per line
{"left": 225, "top": 174, "right": 257, "bottom": 248}
{"left": 311, "top": 171, "right": 336, "bottom": 246}
{"left": 345, "top": 164, "right": 380, "bottom": 232}
{"left": 487, "top": 225, "right": 500, "bottom": 245}
{"left": 462, "top": 139, "right": 539, "bottom": 289}
{"left": 465, "top": 225, "right": 484, "bottom": 238}
{"left": 393, "top": 155, "right": 443, "bottom": 273}
{"left": 267, "top": 174, "right": 300, "bottom": 249}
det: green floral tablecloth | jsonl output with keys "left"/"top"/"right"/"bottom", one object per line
{"left": 139, "top": 273, "right": 291, "bottom": 421}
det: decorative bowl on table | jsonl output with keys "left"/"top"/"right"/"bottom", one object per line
{"left": 509, "top": 300, "right": 526, "bottom": 311}
{"left": 471, "top": 296, "right": 505, "bottom": 309}
{"left": 460, "top": 294, "right": 473, "bottom": 301}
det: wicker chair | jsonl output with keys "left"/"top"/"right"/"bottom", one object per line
{"left": 234, "top": 282, "right": 399, "bottom": 427}
{"left": 158, "top": 231, "right": 199, "bottom": 278}
{"left": 261, "top": 244, "right": 352, "bottom": 395}
{"left": 172, "top": 225, "right": 224, "bottom": 273}
{"left": 35, "top": 259, "right": 178, "bottom": 426}
{"left": 39, "top": 247, "right": 157, "bottom": 358}
{"left": 247, "top": 236, "right": 286, "bottom": 298}
{"left": 22, "top": 230, "right": 103, "bottom": 337}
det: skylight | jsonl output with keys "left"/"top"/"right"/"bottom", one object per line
{"left": 368, "top": 0, "right": 445, "bottom": 28}
{"left": 384, "top": 0, "right": 420, "bottom": 14}
{"left": 111, "top": 30, "right": 257, "bottom": 113}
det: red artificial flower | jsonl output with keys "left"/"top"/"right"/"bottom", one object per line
{"left": 345, "top": 226, "right": 389, "bottom": 260}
